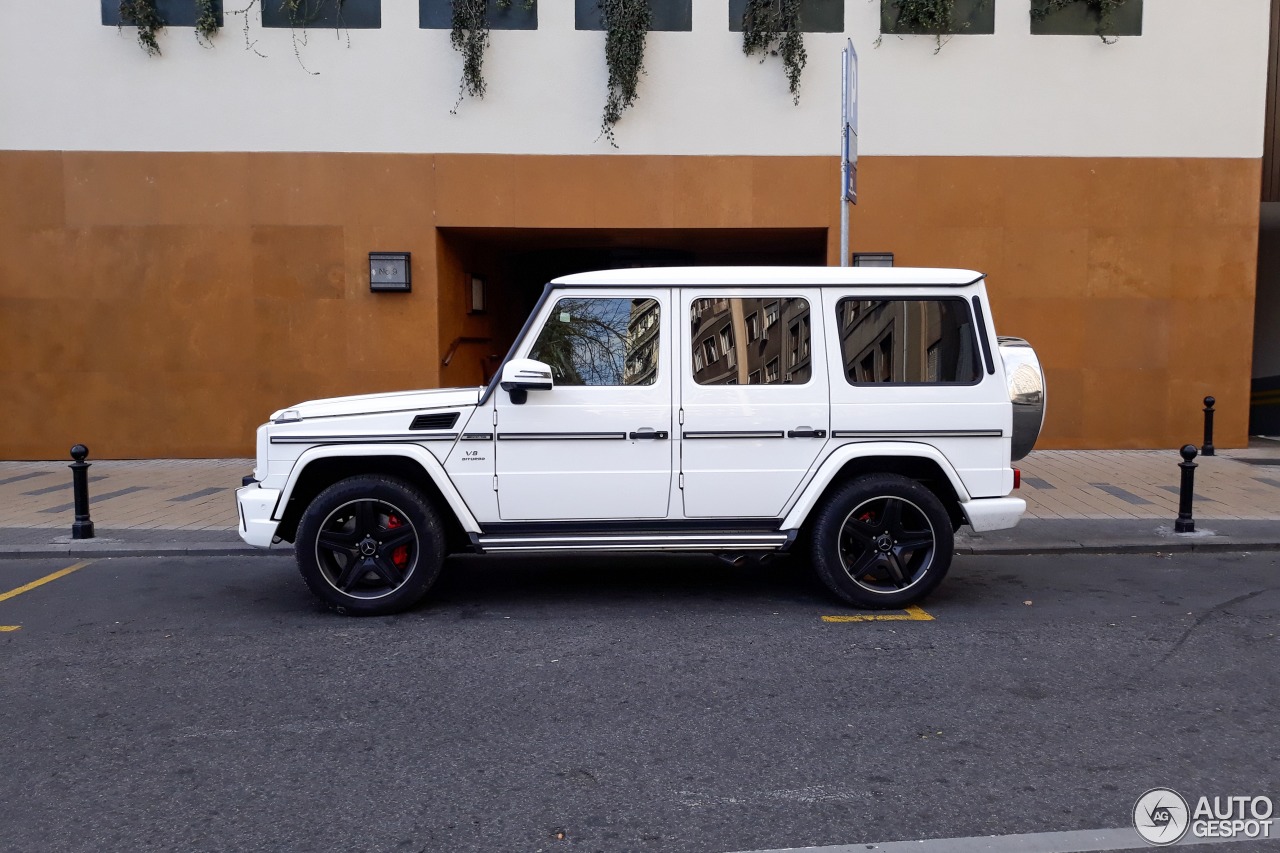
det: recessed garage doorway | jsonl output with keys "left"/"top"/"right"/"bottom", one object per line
{"left": 435, "top": 228, "right": 828, "bottom": 386}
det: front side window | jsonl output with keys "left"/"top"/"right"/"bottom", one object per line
{"left": 837, "top": 298, "right": 980, "bottom": 385}
{"left": 529, "top": 297, "right": 660, "bottom": 386}
{"left": 691, "top": 296, "right": 810, "bottom": 385}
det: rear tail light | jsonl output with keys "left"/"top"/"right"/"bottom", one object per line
{"left": 1013, "top": 467, "right": 1021, "bottom": 489}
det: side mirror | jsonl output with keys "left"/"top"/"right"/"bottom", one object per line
{"left": 500, "top": 358, "right": 554, "bottom": 404}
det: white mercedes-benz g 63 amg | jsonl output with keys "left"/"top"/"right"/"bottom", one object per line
{"left": 237, "top": 267, "right": 1045, "bottom": 615}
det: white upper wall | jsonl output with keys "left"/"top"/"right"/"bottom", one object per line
{"left": 0, "top": 0, "right": 1269, "bottom": 157}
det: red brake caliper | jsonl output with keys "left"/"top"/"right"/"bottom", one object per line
{"left": 386, "top": 514, "right": 410, "bottom": 570}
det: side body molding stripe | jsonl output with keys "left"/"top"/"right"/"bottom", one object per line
{"left": 497, "top": 432, "right": 627, "bottom": 441}
{"left": 272, "top": 434, "right": 459, "bottom": 443}
{"left": 831, "top": 430, "right": 1003, "bottom": 439}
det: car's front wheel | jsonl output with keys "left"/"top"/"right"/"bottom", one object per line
{"left": 295, "top": 475, "right": 444, "bottom": 616}
{"left": 809, "top": 474, "right": 953, "bottom": 609}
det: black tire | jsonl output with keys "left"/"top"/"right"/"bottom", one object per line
{"left": 809, "top": 474, "right": 954, "bottom": 609}
{"left": 295, "top": 475, "right": 445, "bottom": 616}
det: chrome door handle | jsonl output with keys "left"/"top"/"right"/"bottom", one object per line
{"left": 787, "top": 428, "right": 827, "bottom": 438}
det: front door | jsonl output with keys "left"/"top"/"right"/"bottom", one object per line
{"left": 494, "top": 290, "right": 674, "bottom": 520}
{"left": 678, "top": 289, "right": 830, "bottom": 518}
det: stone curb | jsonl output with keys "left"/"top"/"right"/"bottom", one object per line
{"left": 955, "top": 540, "right": 1280, "bottom": 556}
{"left": 4, "top": 539, "right": 1279, "bottom": 560}
{"left": 0, "top": 543, "right": 291, "bottom": 559}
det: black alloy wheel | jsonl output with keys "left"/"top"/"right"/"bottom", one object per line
{"left": 296, "top": 476, "right": 444, "bottom": 616}
{"left": 810, "top": 474, "right": 954, "bottom": 609}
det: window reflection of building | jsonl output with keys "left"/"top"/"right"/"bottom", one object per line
{"left": 690, "top": 296, "right": 811, "bottom": 385}
{"left": 837, "top": 298, "right": 978, "bottom": 385}
{"left": 623, "top": 298, "right": 661, "bottom": 386}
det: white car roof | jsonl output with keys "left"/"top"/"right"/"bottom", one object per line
{"left": 551, "top": 266, "right": 985, "bottom": 288}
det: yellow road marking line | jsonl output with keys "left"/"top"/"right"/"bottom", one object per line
{"left": 822, "top": 605, "right": 935, "bottom": 623}
{"left": 0, "top": 560, "right": 93, "bottom": 604}
{"left": 1, "top": 626, "right": 20, "bottom": 632}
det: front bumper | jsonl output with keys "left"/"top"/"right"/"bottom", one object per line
{"left": 236, "top": 484, "right": 283, "bottom": 547}
{"left": 962, "top": 496, "right": 1026, "bottom": 532}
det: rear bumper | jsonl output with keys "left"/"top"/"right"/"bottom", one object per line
{"left": 962, "top": 496, "right": 1026, "bottom": 532}
{"left": 236, "top": 485, "right": 282, "bottom": 548}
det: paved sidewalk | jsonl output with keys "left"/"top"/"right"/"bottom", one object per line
{"left": 1, "top": 442, "right": 1278, "bottom": 557}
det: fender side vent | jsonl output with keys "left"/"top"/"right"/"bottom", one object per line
{"left": 409, "top": 412, "right": 460, "bottom": 431}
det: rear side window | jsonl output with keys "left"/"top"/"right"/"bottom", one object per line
{"left": 836, "top": 298, "right": 980, "bottom": 385}
{"left": 691, "top": 296, "right": 810, "bottom": 385}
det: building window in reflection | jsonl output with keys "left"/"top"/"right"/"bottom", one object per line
{"left": 836, "top": 297, "right": 979, "bottom": 386}
{"left": 690, "top": 296, "right": 810, "bottom": 385}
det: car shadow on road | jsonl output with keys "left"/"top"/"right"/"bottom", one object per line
{"left": 427, "top": 551, "right": 833, "bottom": 612}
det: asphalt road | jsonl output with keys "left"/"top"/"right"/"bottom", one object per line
{"left": 0, "top": 550, "right": 1277, "bottom": 853}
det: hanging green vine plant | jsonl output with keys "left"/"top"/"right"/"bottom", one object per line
{"left": 196, "top": 0, "right": 221, "bottom": 46}
{"left": 599, "top": 0, "right": 652, "bottom": 148}
{"left": 1030, "top": 0, "right": 1129, "bottom": 44}
{"left": 119, "top": 0, "right": 165, "bottom": 55}
{"left": 228, "top": 0, "right": 267, "bottom": 57}
{"left": 278, "top": 0, "right": 349, "bottom": 75}
{"left": 450, "top": 0, "right": 531, "bottom": 112}
{"left": 880, "top": 0, "right": 983, "bottom": 54}
{"left": 451, "top": 0, "right": 492, "bottom": 110}
{"left": 741, "top": 0, "right": 807, "bottom": 105}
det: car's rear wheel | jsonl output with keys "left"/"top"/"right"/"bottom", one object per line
{"left": 809, "top": 474, "right": 953, "bottom": 609}
{"left": 295, "top": 475, "right": 444, "bottom": 616}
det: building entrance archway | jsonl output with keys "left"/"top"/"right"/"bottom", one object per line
{"left": 434, "top": 228, "right": 828, "bottom": 387}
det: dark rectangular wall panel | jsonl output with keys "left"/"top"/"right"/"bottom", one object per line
{"left": 881, "top": 0, "right": 994, "bottom": 35}
{"left": 575, "top": 0, "right": 691, "bottom": 32}
{"left": 421, "top": 0, "right": 537, "bottom": 30}
{"left": 260, "top": 0, "right": 380, "bottom": 29}
{"left": 729, "top": 0, "right": 843, "bottom": 33}
{"left": 1029, "top": 0, "right": 1142, "bottom": 36}
{"left": 102, "top": 0, "right": 223, "bottom": 27}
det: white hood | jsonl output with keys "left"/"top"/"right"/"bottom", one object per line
{"left": 272, "top": 387, "right": 482, "bottom": 421}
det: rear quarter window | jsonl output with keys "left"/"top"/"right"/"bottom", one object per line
{"left": 836, "top": 297, "right": 980, "bottom": 385}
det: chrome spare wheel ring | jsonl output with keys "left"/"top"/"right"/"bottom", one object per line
{"left": 314, "top": 498, "right": 419, "bottom": 601}
{"left": 836, "top": 495, "right": 936, "bottom": 595}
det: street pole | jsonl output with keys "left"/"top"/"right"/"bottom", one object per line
{"left": 841, "top": 125, "right": 849, "bottom": 268}
{"left": 839, "top": 39, "right": 857, "bottom": 268}
{"left": 840, "top": 43, "right": 850, "bottom": 268}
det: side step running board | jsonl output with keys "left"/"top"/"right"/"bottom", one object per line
{"left": 471, "top": 530, "right": 795, "bottom": 554}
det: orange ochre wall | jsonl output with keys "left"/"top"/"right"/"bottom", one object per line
{"left": 0, "top": 151, "right": 1260, "bottom": 458}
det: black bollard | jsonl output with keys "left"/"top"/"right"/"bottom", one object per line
{"left": 1174, "top": 444, "right": 1198, "bottom": 533}
{"left": 69, "top": 444, "right": 94, "bottom": 540}
{"left": 1202, "top": 396, "right": 1216, "bottom": 457}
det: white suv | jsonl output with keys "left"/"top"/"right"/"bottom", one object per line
{"left": 237, "top": 267, "right": 1044, "bottom": 616}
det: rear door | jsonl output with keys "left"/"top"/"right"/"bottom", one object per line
{"left": 677, "top": 289, "right": 830, "bottom": 518}
{"left": 823, "top": 289, "right": 1009, "bottom": 497}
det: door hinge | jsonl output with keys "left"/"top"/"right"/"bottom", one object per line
{"left": 678, "top": 408, "right": 685, "bottom": 425}
{"left": 492, "top": 476, "right": 498, "bottom": 491}
{"left": 492, "top": 409, "right": 498, "bottom": 425}
{"left": 679, "top": 473, "right": 684, "bottom": 489}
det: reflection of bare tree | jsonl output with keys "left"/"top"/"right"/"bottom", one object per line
{"left": 531, "top": 298, "right": 655, "bottom": 386}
